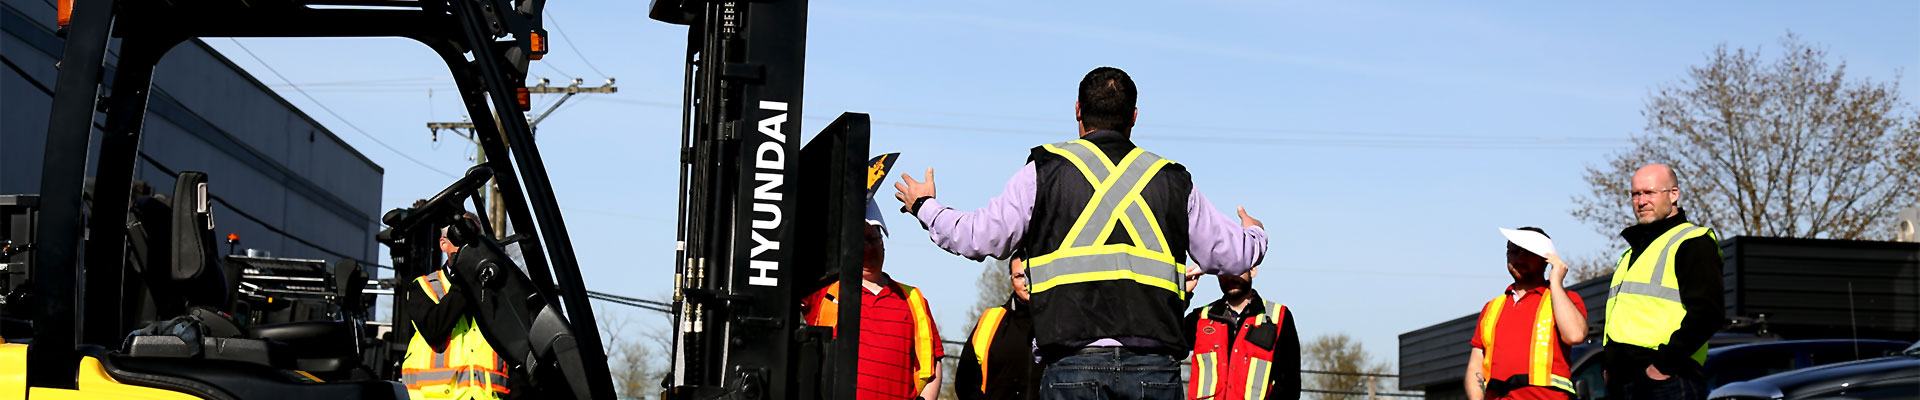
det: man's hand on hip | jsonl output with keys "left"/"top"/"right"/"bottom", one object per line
{"left": 894, "top": 168, "right": 937, "bottom": 212}
{"left": 1645, "top": 364, "right": 1670, "bottom": 381}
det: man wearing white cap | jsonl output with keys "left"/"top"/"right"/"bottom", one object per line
{"left": 1464, "top": 227, "right": 1588, "bottom": 400}
{"left": 801, "top": 154, "right": 945, "bottom": 400}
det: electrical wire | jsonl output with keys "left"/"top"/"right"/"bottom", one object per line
{"left": 225, "top": 39, "right": 459, "bottom": 179}
{"left": 544, "top": 11, "right": 610, "bottom": 79}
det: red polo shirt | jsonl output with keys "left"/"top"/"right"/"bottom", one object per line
{"left": 802, "top": 279, "right": 943, "bottom": 400}
{"left": 1469, "top": 284, "right": 1586, "bottom": 400}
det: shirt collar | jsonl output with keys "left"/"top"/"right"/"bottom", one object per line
{"left": 1503, "top": 284, "right": 1548, "bottom": 298}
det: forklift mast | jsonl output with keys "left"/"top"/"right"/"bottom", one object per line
{"left": 26, "top": 0, "right": 613, "bottom": 397}
{"left": 651, "top": 0, "right": 873, "bottom": 398}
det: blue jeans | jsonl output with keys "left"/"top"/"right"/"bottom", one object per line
{"left": 1041, "top": 348, "right": 1184, "bottom": 400}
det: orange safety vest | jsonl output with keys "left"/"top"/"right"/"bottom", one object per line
{"left": 1477, "top": 293, "right": 1574, "bottom": 394}
{"left": 803, "top": 280, "right": 940, "bottom": 394}
{"left": 1188, "top": 302, "right": 1287, "bottom": 400}
{"left": 402, "top": 270, "right": 510, "bottom": 400}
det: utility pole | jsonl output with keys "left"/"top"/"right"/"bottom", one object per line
{"left": 428, "top": 77, "right": 616, "bottom": 239}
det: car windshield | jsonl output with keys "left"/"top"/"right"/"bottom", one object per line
{"left": 1906, "top": 341, "right": 1920, "bottom": 356}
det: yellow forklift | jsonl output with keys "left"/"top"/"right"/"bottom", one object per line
{"left": 1, "top": 0, "right": 618, "bottom": 397}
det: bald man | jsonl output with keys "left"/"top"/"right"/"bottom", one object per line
{"left": 1599, "top": 164, "right": 1724, "bottom": 400}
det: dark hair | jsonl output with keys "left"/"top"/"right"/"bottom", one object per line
{"left": 1077, "top": 67, "right": 1138, "bottom": 134}
{"left": 1508, "top": 226, "right": 1550, "bottom": 260}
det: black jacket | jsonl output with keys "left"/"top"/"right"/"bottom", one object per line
{"left": 1182, "top": 291, "right": 1301, "bottom": 400}
{"left": 403, "top": 263, "right": 470, "bottom": 352}
{"left": 1602, "top": 208, "right": 1726, "bottom": 380}
{"left": 957, "top": 297, "right": 1044, "bottom": 400}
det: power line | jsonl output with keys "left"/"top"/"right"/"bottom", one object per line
{"left": 587, "top": 97, "right": 1624, "bottom": 150}
{"left": 225, "top": 39, "right": 458, "bottom": 179}
{"left": 538, "top": 60, "right": 576, "bottom": 80}
{"left": 544, "top": 11, "right": 609, "bottom": 79}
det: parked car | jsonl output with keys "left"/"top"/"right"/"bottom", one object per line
{"left": 1567, "top": 336, "right": 1910, "bottom": 400}
{"left": 1708, "top": 341, "right": 1920, "bottom": 400}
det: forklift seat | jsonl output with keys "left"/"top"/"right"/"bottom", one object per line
{"left": 246, "top": 260, "right": 371, "bottom": 378}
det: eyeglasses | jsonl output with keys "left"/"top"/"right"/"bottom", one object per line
{"left": 1629, "top": 187, "right": 1677, "bottom": 199}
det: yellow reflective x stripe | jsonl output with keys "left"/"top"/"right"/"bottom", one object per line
{"left": 1078, "top": 153, "right": 1163, "bottom": 248}
{"left": 1042, "top": 141, "right": 1172, "bottom": 252}
{"left": 1033, "top": 140, "right": 1182, "bottom": 296}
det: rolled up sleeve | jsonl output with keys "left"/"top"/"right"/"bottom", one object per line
{"left": 1185, "top": 187, "right": 1268, "bottom": 276}
{"left": 914, "top": 163, "right": 1037, "bottom": 261}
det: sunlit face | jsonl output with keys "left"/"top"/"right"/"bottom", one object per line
{"left": 438, "top": 226, "right": 458, "bottom": 255}
{"left": 1629, "top": 168, "right": 1680, "bottom": 225}
{"left": 1009, "top": 258, "right": 1031, "bottom": 302}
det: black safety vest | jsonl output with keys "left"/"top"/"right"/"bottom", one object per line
{"left": 1020, "top": 131, "right": 1192, "bottom": 351}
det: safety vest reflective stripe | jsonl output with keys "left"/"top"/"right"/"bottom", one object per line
{"left": 402, "top": 368, "right": 510, "bottom": 387}
{"left": 970, "top": 307, "right": 1007, "bottom": 393}
{"left": 419, "top": 270, "right": 449, "bottom": 304}
{"left": 1479, "top": 297, "right": 1504, "bottom": 375}
{"left": 1604, "top": 223, "right": 1714, "bottom": 365}
{"left": 402, "top": 305, "right": 507, "bottom": 399}
{"left": 1191, "top": 351, "right": 1216, "bottom": 396}
{"left": 806, "top": 281, "right": 942, "bottom": 393}
{"left": 899, "top": 282, "right": 939, "bottom": 394}
{"left": 1189, "top": 302, "right": 1287, "bottom": 400}
{"left": 1244, "top": 358, "right": 1271, "bottom": 400}
{"left": 1479, "top": 294, "right": 1573, "bottom": 393}
{"left": 1029, "top": 140, "right": 1184, "bottom": 298}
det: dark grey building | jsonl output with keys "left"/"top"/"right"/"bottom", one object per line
{"left": 2, "top": 0, "right": 383, "bottom": 265}
{"left": 1399, "top": 236, "right": 1920, "bottom": 400}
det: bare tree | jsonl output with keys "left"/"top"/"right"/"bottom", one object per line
{"left": 965, "top": 258, "right": 1014, "bottom": 326}
{"left": 1573, "top": 33, "right": 1920, "bottom": 247}
{"left": 601, "top": 304, "right": 674, "bottom": 399}
{"left": 1302, "top": 333, "right": 1393, "bottom": 400}
{"left": 1565, "top": 251, "right": 1621, "bottom": 284}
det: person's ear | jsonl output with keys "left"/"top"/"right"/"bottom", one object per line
{"left": 1074, "top": 102, "right": 1082, "bottom": 121}
{"left": 1131, "top": 108, "right": 1139, "bottom": 125}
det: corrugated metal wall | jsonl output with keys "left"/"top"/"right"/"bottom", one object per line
{"left": 0, "top": 0, "right": 383, "bottom": 265}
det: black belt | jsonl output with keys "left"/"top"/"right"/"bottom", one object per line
{"left": 1041, "top": 345, "right": 1182, "bottom": 364}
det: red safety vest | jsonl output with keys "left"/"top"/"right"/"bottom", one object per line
{"left": 1188, "top": 302, "right": 1287, "bottom": 400}
{"left": 1478, "top": 293, "right": 1574, "bottom": 394}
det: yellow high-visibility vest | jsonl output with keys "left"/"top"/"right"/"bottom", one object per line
{"left": 401, "top": 270, "right": 510, "bottom": 400}
{"left": 1603, "top": 222, "right": 1716, "bottom": 365}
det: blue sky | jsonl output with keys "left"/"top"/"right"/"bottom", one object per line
{"left": 206, "top": 1, "right": 1920, "bottom": 369}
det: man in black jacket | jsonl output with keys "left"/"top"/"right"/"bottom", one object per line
{"left": 957, "top": 257, "right": 1044, "bottom": 400}
{"left": 1601, "top": 164, "right": 1724, "bottom": 400}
